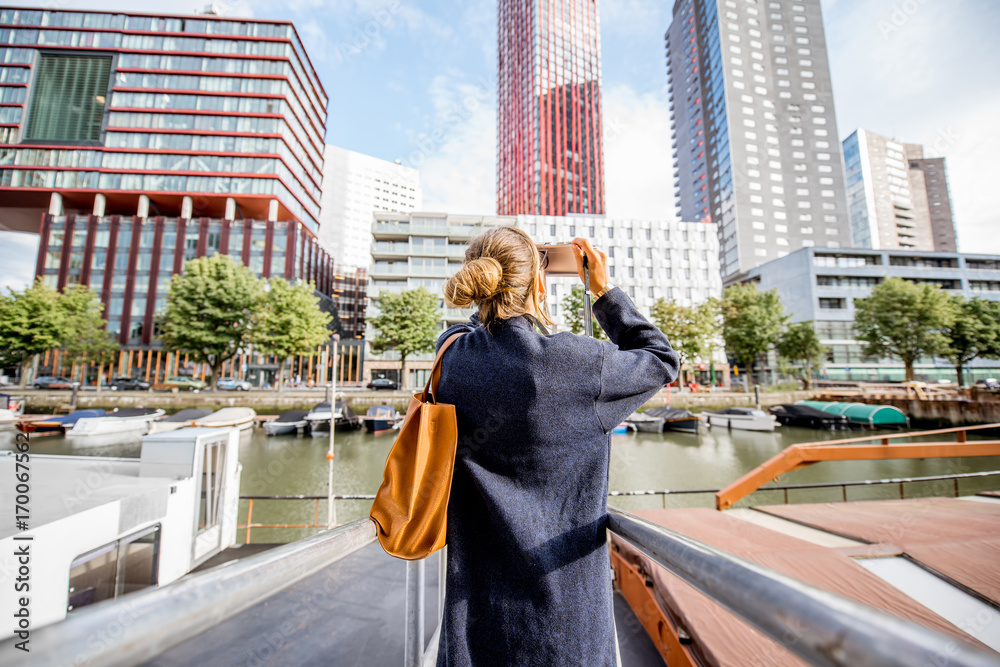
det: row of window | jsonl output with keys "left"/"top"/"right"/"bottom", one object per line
{"left": 109, "top": 93, "right": 321, "bottom": 165}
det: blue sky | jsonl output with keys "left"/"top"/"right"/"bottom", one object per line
{"left": 2, "top": 0, "right": 999, "bottom": 291}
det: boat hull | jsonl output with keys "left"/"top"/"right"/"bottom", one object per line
{"left": 264, "top": 421, "right": 308, "bottom": 436}
{"left": 706, "top": 413, "right": 776, "bottom": 432}
{"left": 69, "top": 415, "right": 161, "bottom": 437}
{"left": 663, "top": 417, "right": 700, "bottom": 434}
{"left": 364, "top": 419, "right": 400, "bottom": 433}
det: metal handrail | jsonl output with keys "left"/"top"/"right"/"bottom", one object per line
{"left": 0, "top": 518, "right": 377, "bottom": 667}
{"left": 5, "top": 507, "right": 999, "bottom": 666}
{"left": 607, "top": 507, "right": 999, "bottom": 667}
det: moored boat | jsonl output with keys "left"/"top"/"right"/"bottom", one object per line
{"left": 67, "top": 408, "right": 165, "bottom": 437}
{"left": 797, "top": 400, "right": 909, "bottom": 429}
{"left": 626, "top": 411, "right": 665, "bottom": 433}
{"left": 148, "top": 408, "right": 214, "bottom": 434}
{"left": 334, "top": 401, "right": 362, "bottom": 432}
{"left": 16, "top": 409, "right": 106, "bottom": 436}
{"left": 191, "top": 407, "right": 256, "bottom": 431}
{"left": 769, "top": 404, "right": 851, "bottom": 430}
{"left": 264, "top": 410, "right": 310, "bottom": 436}
{"left": 644, "top": 407, "right": 701, "bottom": 434}
{"left": 704, "top": 407, "right": 777, "bottom": 432}
{"left": 363, "top": 405, "right": 403, "bottom": 433}
{"left": 305, "top": 401, "right": 333, "bottom": 436}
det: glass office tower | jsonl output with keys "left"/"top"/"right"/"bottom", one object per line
{"left": 497, "top": 0, "right": 605, "bottom": 216}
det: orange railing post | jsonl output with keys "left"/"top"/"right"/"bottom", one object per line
{"left": 245, "top": 498, "right": 254, "bottom": 545}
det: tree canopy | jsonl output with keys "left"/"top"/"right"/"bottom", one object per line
{"left": 776, "top": 321, "right": 828, "bottom": 389}
{"left": 0, "top": 279, "right": 117, "bottom": 386}
{"left": 853, "top": 277, "right": 957, "bottom": 381}
{"left": 0, "top": 279, "right": 67, "bottom": 385}
{"left": 252, "top": 278, "right": 333, "bottom": 390}
{"left": 159, "top": 253, "right": 261, "bottom": 387}
{"left": 720, "top": 283, "right": 787, "bottom": 384}
{"left": 60, "top": 284, "right": 117, "bottom": 369}
{"left": 562, "top": 284, "right": 607, "bottom": 340}
{"left": 940, "top": 295, "right": 1000, "bottom": 386}
{"left": 650, "top": 297, "right": 719, "bottom": 372}
{"left": 370, "top": 287, "right": 441, "bottom": 386}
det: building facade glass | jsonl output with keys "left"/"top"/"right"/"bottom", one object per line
{"left": 497, "top": 0, "right": 605, "bottom": 216}
{"left": 0, "top": 7, "right": 325, "bottom": 230}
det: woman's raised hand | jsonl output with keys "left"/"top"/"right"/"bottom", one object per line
{"left": 571, "top": 237, "right": 609, "bottom": 295}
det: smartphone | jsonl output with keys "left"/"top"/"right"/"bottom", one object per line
{"left": 537, "top": 243, "right": 579, "bottom": 277}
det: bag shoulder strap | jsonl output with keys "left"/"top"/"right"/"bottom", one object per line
{"left": 422, "top": 331, "right": 466, "bottom": 403}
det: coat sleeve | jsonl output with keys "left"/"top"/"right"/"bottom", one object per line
{"left": 591, "top": 287, "right": 680, "bottom": 432}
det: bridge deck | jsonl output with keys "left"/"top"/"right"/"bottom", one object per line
{"left": 148, "top": 542, "right": 664, "bottom": 666}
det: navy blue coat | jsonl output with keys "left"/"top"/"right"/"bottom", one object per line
{"left": 434, "top": 287, "right": 679, "bottom": 666}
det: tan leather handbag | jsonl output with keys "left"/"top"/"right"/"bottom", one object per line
{"left": 370, "top": 332, "right": 465, "bottom": 560}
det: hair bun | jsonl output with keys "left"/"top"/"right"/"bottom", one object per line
{"left": 445, "top": 257, "right": 503, "bottom": 306}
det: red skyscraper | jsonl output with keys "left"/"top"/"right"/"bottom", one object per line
{"left": 497, "top": 0, "right": 605, "bottom": 216}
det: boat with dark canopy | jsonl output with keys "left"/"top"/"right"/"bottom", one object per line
{"left": 769, "top": 404, "right": 851, "bottom": 430}
{"left": 264, "top": 410, "right": 310, "bottom": 436}
{"left": 644, "top": 406, "right": 701, "bottom": 434}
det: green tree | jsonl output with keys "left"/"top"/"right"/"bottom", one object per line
{"left": 853, "top": 277, "right": 957, "bottom": 381}
{"left": 720, "top": 283, "right": 788, "bottom": 386}
{"left": 253, "top": 279, "right": 333, "bottom": 391}
{"left": 60, "top": 284, "right": 117, "bottom": 385}
{"left": 940, "top": 296, "right": 1000, "bottom": 386}
{"left": 562, "top": 284, "right": 607, "bottom": 340}
{"left": 370, "top": 287, "right": 440, "bottom": 387}
{"left": 650, "top": 298, "right": 719, "bottom": 380}
{"left": 159, "top": 254, "right": 261, "bottom": 388}
{"left": 0, "top": 279, "right": 66, "bottom": 387}
{"left": 775, "top": 321, "right": 828, "bottom": 389}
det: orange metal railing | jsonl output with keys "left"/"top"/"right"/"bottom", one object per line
{"left": 715, "top": 423, "right": 1000, "bottom": 510}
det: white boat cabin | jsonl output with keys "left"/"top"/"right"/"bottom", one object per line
{"left": 0, "top": 427, "right": 242, "bottom": 638}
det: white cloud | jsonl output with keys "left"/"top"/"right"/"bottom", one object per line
{"left": 824, "top": 0, "right": 1000, "bottom": 253}
{"left": 602, "top": 84, "right": 675, "bottom": 220}
{"left": 0, "top": 232, "right": 40, "bottom": 294}
{"left": 408, "top": 76, "right": 496, "bottom": 215}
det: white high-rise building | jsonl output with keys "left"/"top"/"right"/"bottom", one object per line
{"left": 318, "top": 146, "right": 422, "bottom": 270}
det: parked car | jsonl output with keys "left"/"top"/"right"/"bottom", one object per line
{"left": 33, "top": 376, "right": 74, "bottom": 390}
{"left": 154, "top": 376, "right": 207, "bottom": 392}
{"left": 217, "top": 378, "right": 252, "bottom": 391}
{"left": 367, "top": 377, "right": 399, "bottom": 391}
{"left": 975, "top": 378, "right": 1000, "bottom": 390}
{"left": 109, "top": 377, "right": 151, "bottom": 391}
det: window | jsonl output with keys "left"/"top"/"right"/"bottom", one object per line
{"left": 628, "top": 267, "right": 634, "bottom": 278}
{"left": 819, "top": 298, "right": 846, "bottom": 309}
{"left": 26, "top": 54, "right": 113, "bottom": 143}
{"left": 67, "top": 525, "right": 161, "bottom": 612}
{"left": 549, "top": 225, "right": 556, "bottom": 236}
{"left": 627, "top": 247, "right": 633, "bottom": 259}
{"left": 608, "top": 227, "right": 614, "bottom": 238}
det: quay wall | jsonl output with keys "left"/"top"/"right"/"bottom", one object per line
{"left": 825, "top": 397, "right": 1000, "bottom": 427}
{"left": 18, "top": 388, "right": 816, "bottom": 416}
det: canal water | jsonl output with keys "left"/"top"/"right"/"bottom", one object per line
{"left": 4, "top": 424, "right": 999, "bottom": 544}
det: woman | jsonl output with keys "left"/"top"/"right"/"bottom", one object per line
{"left": 435, "top": 226, "right": 679, "bottom": 666}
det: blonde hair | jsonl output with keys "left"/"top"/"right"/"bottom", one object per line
{"left": 444, "top": 226, "right": 553, "bottom": 328}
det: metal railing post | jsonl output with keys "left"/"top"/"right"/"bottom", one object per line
{"left": 405, "top": 559, "right": 426, "bottom": 667}
{"left": 438, "top": 546, "right": 447, "bottom": 622}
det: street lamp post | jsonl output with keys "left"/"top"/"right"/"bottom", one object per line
{"left": 327, "top": 336, "right": 339, "bottom": 528}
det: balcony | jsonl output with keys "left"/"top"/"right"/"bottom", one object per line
{"left": 371, "top": 221, "right": 410, "bottom": 239}
{"left": 368, "top": 263, "right": 410, "bottom": 279}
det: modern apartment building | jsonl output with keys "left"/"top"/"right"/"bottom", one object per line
{"left": 318, "top": 145, "right": 421, "bottom": 270}
{"left": 843, "top": 129, "right": 957, "bottom": 252}
{"left": 666, "top": 0, "right": 850, "bottom": 280}
{"left": 366, "top": 212, "right": 505, "bottom": 386}
{"left": 515, "top": 215, "right": 723, "bottom": 330}
{"left": 745, "top": 247, "right": 1000, "bottom": 382}
{"left": 0, "top": 7, "right": 365, "bottom": 385}
{"left": 497, "top": 0, "right": 605, "bottom": 216}
{"left": 365, "top": 212, "right": 726, "bottom": 386}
